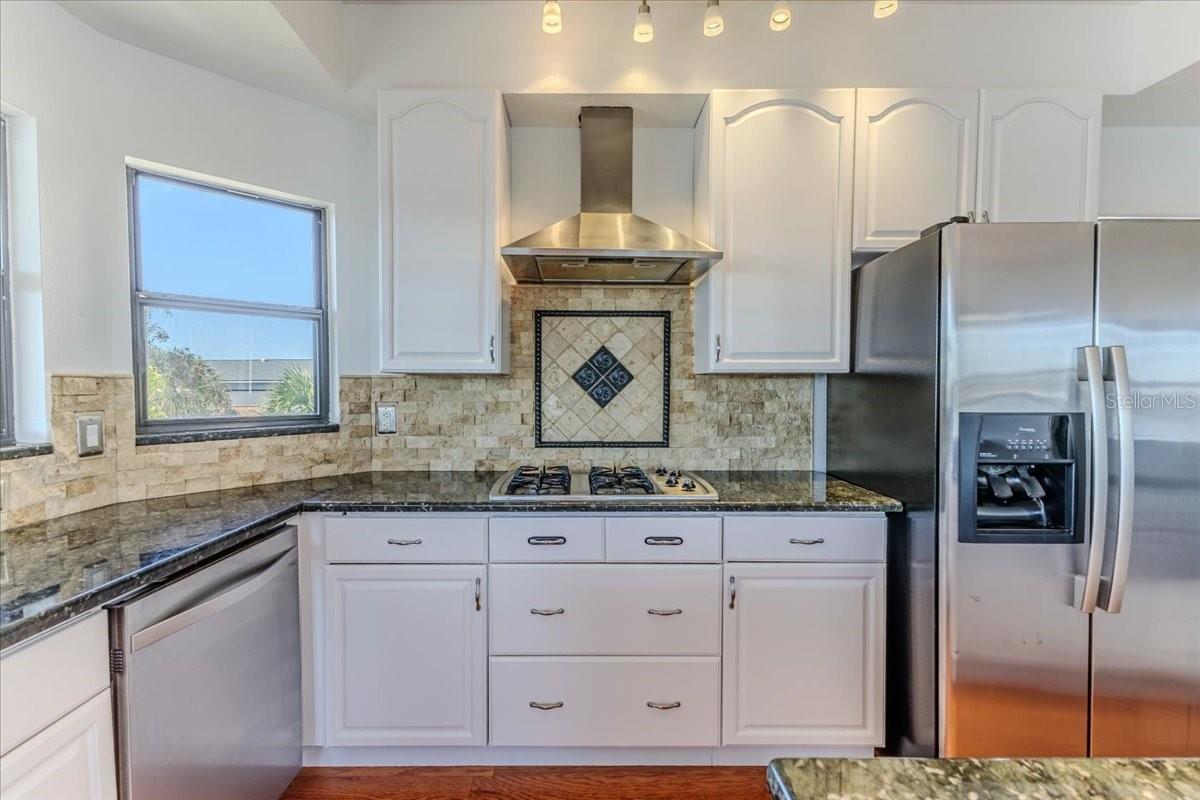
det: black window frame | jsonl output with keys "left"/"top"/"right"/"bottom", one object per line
{"left": 1, "top": 117, "right": 15, "bottom": 447}
{"left": 128, "top": 167, "right": 330, "bottom": 442}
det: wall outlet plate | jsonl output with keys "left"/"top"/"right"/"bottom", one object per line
{"left": 375, "top": 402, "right": 398, "bottom": 435}
{"left": 75, "top": 413, "right": 105, "bottom": 457}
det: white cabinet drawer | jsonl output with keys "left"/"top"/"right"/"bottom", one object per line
{"left": 605, "top": 517, "right": 722, "bottom": 562}
{"left": 490, "top": 565, "right": 720, "bottom": 655}
{"left": 489, "top": 517, "right": 604, "bottom": 562}
{"left": 489, "top": 656, "right": 720, "bottom": 746}
{"left": 724, "top": 516, "right": 886, "bottom": 562}
{"left": 324, "top": 516, "right": 487, "bottom": 563}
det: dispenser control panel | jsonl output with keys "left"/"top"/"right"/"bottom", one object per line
{"left": 959, "top": 412, "right": 1083, "bottom": 544}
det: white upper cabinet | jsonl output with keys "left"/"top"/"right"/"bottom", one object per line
{"left": 853, "top": 89, "right": 979, "bottom": 250}
{"left": 378, "top": 89, "right": 511, "bottom": 373}
{"left": 977, "top": 89, "right": 1102, "bottom": 223}
{"left": 693, "top": 90, "right": 855, "bottom": 373}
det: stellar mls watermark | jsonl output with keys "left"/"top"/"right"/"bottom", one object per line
{"left": 1106, "top": 391, "right": 1197, "bottom": 410}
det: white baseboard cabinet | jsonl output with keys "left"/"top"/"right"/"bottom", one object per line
{"left": 307, "top": 512, "right": 887, "bottom": 762}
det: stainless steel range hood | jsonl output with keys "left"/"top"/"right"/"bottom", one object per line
{"left": 501, "top": 107, "right": 722, "bottom": 285}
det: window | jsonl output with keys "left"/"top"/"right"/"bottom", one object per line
{"left": 1, "top": 117, "right": 14, "bottom": 447}
{"left": 129, "top": 169, "right": 329, "bottom": 441}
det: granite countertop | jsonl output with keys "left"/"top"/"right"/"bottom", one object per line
{"left": 0, "top": 470, "right": 899, "bottom": 650}
{"left": 767, "top": 757, "right": 1200, "bottom": 800}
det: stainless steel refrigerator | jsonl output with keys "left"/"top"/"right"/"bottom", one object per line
{"left": 828, "top": 219, "right": 1199, "bottom": 758}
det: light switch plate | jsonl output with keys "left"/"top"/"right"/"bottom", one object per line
{"left": 76, "top": 413, "right": 105, "bottom": 457}
{"left": 375, "top": 402, "right": 398, "bottom": 435}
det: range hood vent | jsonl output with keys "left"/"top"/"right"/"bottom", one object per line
{"left": 501, "top": 107, "right": 722, "bottom": 285}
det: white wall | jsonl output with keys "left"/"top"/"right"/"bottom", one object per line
{"left": 343, "top": 0, "right": 1155, "bottom": 112}
{"left": 1100, "top": 126, "right": 1200, "bottom": 217}
{"left": 0, "top": 0, "right": 376, "bottom": 380}
{"left": 509, "top": 127, "right": 694, "bottom": 240}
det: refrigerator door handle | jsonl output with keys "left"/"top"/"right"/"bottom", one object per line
{"left": 1074, "top": 345, "right": 1109, "bottom": 613}
{"left": 1099, "top": 345, "right": 1135, "bottom": 614}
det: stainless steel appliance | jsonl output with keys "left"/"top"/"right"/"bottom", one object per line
{"left": 108, "top": 527, "right": 301, "bottom": 799}
{"left": 828, "top": 219, "right": 1199, "bottom": 758}
{"left": 500, "top": 107, "right": 722, "bottom": 284}
{"left": 489, "top": 464, "right": 718, "bottom": 501}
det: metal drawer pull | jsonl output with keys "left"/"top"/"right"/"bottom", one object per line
{"left": 528, "top": 536, "right": 567, "bottom": 545}
{"left": 729, "top": 575, "right": 736, "bottom": 609}
{"left": 530, "top": 701, "right": 564, "bottom": 710}
{"left": 789, "top": 537, "right": 825, "bottom": 545}
{"left": 474, "top": 577, "right": 482, "bottom": 611}
{"left": 530, "top": 607, "right": 565, "bottom": 616}
{"left": 387, "top": 538, "right": 423, "bottom": 546}
{"left": 644, "top": 536, "right": 684, "bottom": 546}
{"left": 647, "top": 701, "right": 682, "bottom": 710}
{"left": 648, "top": 608, "right": 683, "bottom": 616}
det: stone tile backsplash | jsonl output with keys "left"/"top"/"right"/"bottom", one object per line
{"left": 1, "top": 286, "right": 812, "bottom": 528}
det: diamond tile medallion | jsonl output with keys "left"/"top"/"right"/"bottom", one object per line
{"left": 535, "top": 310, "right": 670, "bottom": 447}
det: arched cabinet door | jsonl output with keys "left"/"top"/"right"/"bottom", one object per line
{"left": 853, "top": 89, "right": 979, "bottom": 250}
{"left": 378, "top": 89, "right": 510, "bottom": 373}
{"left": 693, "top": 90, "right": 854, "bottom": 374}
{"left": 977, "top": 89, "right": 1102, "bottom": 223}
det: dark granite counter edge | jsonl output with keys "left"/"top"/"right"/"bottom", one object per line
{"left": 307, "top": 500, "right": 901, "bottom": 514}
{"left": 0, "top": 505, "right": 304, "bottom": 651}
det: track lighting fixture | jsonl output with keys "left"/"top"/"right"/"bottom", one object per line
{"left": 542, "top": 0, "right": 562, "bottom": 34}
{"left": 633, "top": 1, "right": 653, "bottom": 43}
{"left": 769, "top": 0, "right": 792, "bottom": 31}
{"left": 874, "top": 0, "right": 898, "bottom": 19}
{"left": 703, "top": 0, "right": 724, "bottom": 37}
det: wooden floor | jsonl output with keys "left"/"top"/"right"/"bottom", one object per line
{"left": 280, "top": 766, "right": 772, "bottom": 800}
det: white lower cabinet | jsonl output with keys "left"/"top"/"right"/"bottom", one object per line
{"left": 489, "top": 657, "right": 720, "bottom": 747}
{"left": 722, "top": 562, "right": 886, "bottom": 746}
{"left": 0, "top": 689, "right": 117, "bottom": 800}
{"left": 324, "top": 563, "right": 487, "bottom": 746}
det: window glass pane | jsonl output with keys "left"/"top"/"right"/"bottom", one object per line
{"left": 137, "top": 175, "right": 317, "bottom": 307}
{"left": 143, "top": 306, "right": 317, "bottom": 420}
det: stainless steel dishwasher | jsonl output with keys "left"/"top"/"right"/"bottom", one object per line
{"left": 107, "top": 525, "right": 301, "bottom": 800}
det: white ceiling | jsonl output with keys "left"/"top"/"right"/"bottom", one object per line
{"left": 1104, "top": 61, "right": 1200, "bottom": 126}
{"left": 55, "top": 0, "right": 358, "bottom": 117}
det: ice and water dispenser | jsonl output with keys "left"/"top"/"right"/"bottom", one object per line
{"left": 958, "top": 413, "right": 1085, "bottom": 543}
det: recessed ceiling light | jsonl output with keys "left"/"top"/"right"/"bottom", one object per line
{"left": 769, "top": 0, "right": 792, "bottom": 32}
{"left": 704, "top": 0, "right": 725, "bottom": 37}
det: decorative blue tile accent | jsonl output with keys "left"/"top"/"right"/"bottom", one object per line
{"left": 605, "top": 362, "right": 633, "bottom": 390}
{"left": 587, "top": 346, "right": 619, "bottom": 374}
{"left": 572, "top": 363, "right": 602, "bottom": 391}
{"left": 586, "top": 379, "right": 618, "bottom": 408}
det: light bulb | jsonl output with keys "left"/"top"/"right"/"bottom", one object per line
{"left": 542, "top": 0, "right": 562, "bottom": 34}
{"left": 873, "top": 0, "right": 898, "bottom": 19}
{"left": 633, "top": 1, "right": 653, "bottom": 43}
{"left": 769, "top": 0, "right": 791, "bottom": 32}
{"left": 703, "top": 0, "right": 724, "bottom": 37}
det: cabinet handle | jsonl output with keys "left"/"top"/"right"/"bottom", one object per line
{"left": 715, "top": 334, "right": 722, "bottom": 362}
{"left": 967, "top": 211, "right": 976, "bottom": 223}
{"left": 530, "top": 701, "right": 563, "bottom": 710}
{"left": 981, "top": 210, "right": 991, "bottom": 223}
{"left": 648, "top": 608, "right": 683, "bottom": 616}
{"left": 728, "top": 575, "right": 736, "bottom": 610}
{"left": 644, "top": 536, "right": 684, "bottom": 546}
{"left": 387, "top": 538, "right": 422, "bottom": 546}
{"left": 647, "top": 701, "right": 682, "bottom": 710}
{"left": 489, "top": 335, "right": 496, "bottom": 363}
{"left": 528, "top": 536, "right": 566, "bottom": 546}
{"left": 789, "top": 537, "right": 825, "bottom": 546}
{"left": 530, "top": 607, "right": 565, "bottom": 616}
{"left": 475, "top": 577, "right": 481, "bottom": 611}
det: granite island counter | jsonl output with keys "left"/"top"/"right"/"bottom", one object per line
{"left": 0, "top": 470, "right": 899, "bottom": 649}
{"left": 767, "top": 758, "right": 1200, "bottom": 800}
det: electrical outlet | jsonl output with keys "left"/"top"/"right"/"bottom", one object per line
{"left": 76, "top": 412, "right": 105, "bottom": 457}
{"left": 375, "top": 402, "right": 398, "bottom": 435}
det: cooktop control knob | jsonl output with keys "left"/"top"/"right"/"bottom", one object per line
{"left": 682, "top": 479, "right": 696, "bottom": 492}
{"left": 666, "top": 476, "right": 678, "bottom": 487}
{"left": 654, "top": 466, "right": 668, "bottom": 476}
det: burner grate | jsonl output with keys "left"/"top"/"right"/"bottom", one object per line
{"left": 588, "top": 465, "right": 656, "bottom": 496}
{"left": 504, "top": 465, "right": 572, "bottom": 496}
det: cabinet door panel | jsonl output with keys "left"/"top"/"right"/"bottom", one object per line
{"left": 978, "top": 90, "right": 1101, "bottom": 223}
{"left": 854, "top": 89, "right": 978, "bottom": 250}
{"left": 325, "top": 564, "right": 486, "bottom": 745}
{"left": 699, "top": 90, "right": 854, "bottom": 373}
{"left": 379, "top": 89, "right": 508, "bottom": 373}
{"left": 0, "top": 690, "right": 117, "bottom": 800}
{"left": 723, "top": 563, "right": 885, "bottom": 746}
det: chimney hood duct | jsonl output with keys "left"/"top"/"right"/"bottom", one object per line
{"left": 501, "top": 107, "right": 723, "bottom": 285}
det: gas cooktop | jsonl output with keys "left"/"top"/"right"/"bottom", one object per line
{"left": 488, "top": 465, "right": 718, "bottom": 502}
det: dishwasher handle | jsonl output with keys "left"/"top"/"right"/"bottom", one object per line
{"left": 129, "top": 548, "right": 298, "bottom": 653}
